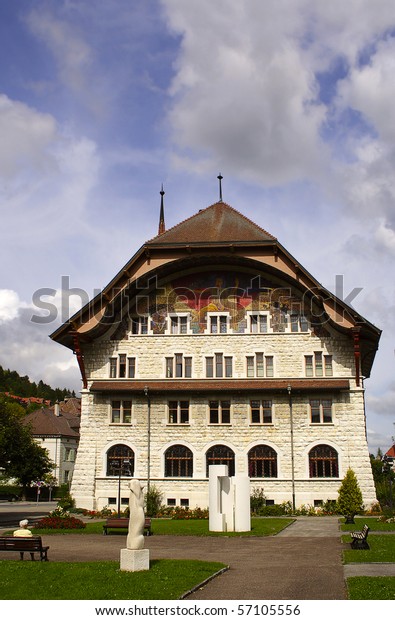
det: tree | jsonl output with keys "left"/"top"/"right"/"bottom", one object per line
{"left": 0, "top": 399, "right": 53, "bottom": 497}
{"left": 337, "top": 468, "right": 363, "bottom": 523}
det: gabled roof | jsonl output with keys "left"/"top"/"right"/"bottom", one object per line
{"left": 22, "top": 405, "right": 80, "bottom": 439}
{"left": 147, "top": 201, "right": 276, "bottom": 246}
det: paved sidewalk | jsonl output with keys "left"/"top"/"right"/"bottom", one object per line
{"left": 0, "top": 517, "right": 393, "bottom": 599}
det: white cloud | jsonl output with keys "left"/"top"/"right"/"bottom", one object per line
{"left": 0, "top": 95, "right": 56, "bottom": 179}
{"left": 0, "top": 290, "right": 23, "bottom": 323}
{"left": 26, "top": 9, "right": 93, "bottom": 101}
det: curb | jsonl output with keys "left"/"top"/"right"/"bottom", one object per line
{"left": 180, "top": 566, "right": 230, "bottom": 600}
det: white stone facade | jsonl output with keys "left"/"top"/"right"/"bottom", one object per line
{"left": 55, "top": 201, "right": 379, "bottom": 514}
{"left": 70, "top": 329, "right": 377, "bottom": 510}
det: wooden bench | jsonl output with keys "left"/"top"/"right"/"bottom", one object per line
{"left": 102, "top": 517, "right": 152, "bottom": 536}
{"left": 350, "top": 524, "right": 370, "bottom": 549}
{"left": 0, "top": 536, "right": 49, "bottom": 561}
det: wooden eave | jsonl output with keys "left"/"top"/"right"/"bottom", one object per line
{"left": 90, "top": 378, "right": 350, "bottom": 394}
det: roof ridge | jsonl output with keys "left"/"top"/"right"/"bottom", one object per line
{"left": 146, "top": 201, "right": 276, "bottom": 244}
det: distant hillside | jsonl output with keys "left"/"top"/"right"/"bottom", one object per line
{"left": 0, "top": 365, "right": 74, "bottom": 405}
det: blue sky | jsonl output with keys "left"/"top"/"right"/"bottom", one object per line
{"left": 1, "top": 0, "right": 395, "bottom": 455}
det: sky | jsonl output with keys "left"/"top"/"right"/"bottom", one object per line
{"left": 0, "top": 0, "right": 394, "bottom": 455}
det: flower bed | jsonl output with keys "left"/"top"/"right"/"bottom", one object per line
{"left": 34, "top": 515, "right": 86, "bottom": 530}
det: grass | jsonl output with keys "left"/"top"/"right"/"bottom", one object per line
{"left": 0, "top": 559, "right": 226, "bottom": 600}
{"left": 27, "top": 517, "right": 294, "bottom": 537}
{"left": 347, "top": 577, "right": 395, "bottom": 600}
{"left": 340, "top": 517, "right": 395, "bottom": 532}
{"left": 343, "top": 534, "right": 395, "bottom": 564}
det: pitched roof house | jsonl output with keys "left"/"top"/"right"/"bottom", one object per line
{"left": 51, "top": 197, "right": 380, "bottom": 511}
{"left": 23, "top": 398, "right": 81, "bottom": 486}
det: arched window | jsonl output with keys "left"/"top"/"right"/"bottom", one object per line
{"left": 106, "top": 444, "right": 134, "bottom": 477}
{"left": 309, "top": 444, "right": 339, "bottom": 478}
{"left": 165, "top": 445, "right": 193, "bottom": 477}
{"left": 206, "top": 444, "right": 235, "bottom": 477}
{"left": 248, "top": 445, "right": 277, "bottom": 478}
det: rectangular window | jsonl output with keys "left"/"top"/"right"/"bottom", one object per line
{"left": 110, "top": 358, "right": 117, "bottom": 378}
{"left": 206, "top": 357, "right": 214, "bottom": 378}
{"left": 250, "top": 400, "right": 260, "bottom": 424}
{"left": 315, "top": 352, "right": 323, "bottom": 377}
{"left": 209, "top": 400, "right": 231, "bottom": 424}
{"left": 250, "top": 400, "right": 273, "bottom": 424}
{"left": 128, "top": 357, "right": 136, "bottom": 378}
{"left": 310, "top": 399, "right": 332, "bottom": 424}
{"left": 250, "top": 314, "right": 268, "bottom": 333}
{"left": 119, "top": 354, "right": 126, "bottom": 378}
{"left": 166, "top": 355, "right": 192, "bottom": 378}
{"left": 290, "top": 314, "right": 309, "bottom": 332}
{"left": 246, "top": 354, "right": 273, "bottom": 377}
{"left": 305, "top": 355, "right": 314, "bottom": 377}
{"left": 131, "top": 316, "right": 148, "bottom": 335}
{"left": 168, "top": 401, "right": 189, "bottom": 424}
{"left": 170, "top": 315, "right": 188, "bottom": 334}
{"left": 265, "top": 356, "right": 274, "bottom": 378}
{"left": 256, "top": 353, "right": 264, "bottom": 378}
{"left": 111, "top": 400, "right": 132, "bottom": 424}
{"left": 209, "top": 314, "right": 229, "bottom": 334}
{"left": 324, "top": 355, "right": 333, "bottom": 377}
{"left": 225, "top": 356, "right": 233, "bottom": 378}
{"left": 206, "top": 354, "right": 232, "bottom": 378}
{"left": 305, "top": 352, "right": 330, "bottom": 377}
{"left": 109, "top": 355, "right": 136, "bottom": 378}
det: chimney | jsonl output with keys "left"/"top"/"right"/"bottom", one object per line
{"left": 54, "top": 401, "right": 60, "bottom": 417}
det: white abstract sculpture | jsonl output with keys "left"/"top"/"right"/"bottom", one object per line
{"left": 209, "top": 465, "right": 251, "bottom": 532}
{"left": 120, "top": 479, "right": 150, "bottom": 571}
{"left": 126, "top": 479, "right": 145, "bottom": 550}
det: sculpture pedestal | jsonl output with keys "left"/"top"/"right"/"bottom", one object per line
{"left": 120, "top": 548, "right": 150, "bottom": 572}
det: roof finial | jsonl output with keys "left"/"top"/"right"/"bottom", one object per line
{"left": 217, "top": 173, "right": 223, "bottom": 202}
{"left": 158, "top": 184, "right": 166, "bottom": 235}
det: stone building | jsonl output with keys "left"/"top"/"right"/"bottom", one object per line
{"left": 51, "top": 197, "right": 381, "bottom": 511}
{"left": 22, "top": 398, "right": 81, "bottom": 486}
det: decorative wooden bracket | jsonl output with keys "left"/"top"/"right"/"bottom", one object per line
{"left": 352, "top": 328, "right": 361, "bottom": 387}
{"left": 72, "top": 331, "right": 88, "bottom": 389}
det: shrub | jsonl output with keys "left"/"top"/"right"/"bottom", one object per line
{"left": 57, "top": 493, "right": 75, "bottom": 511}
{"left": 250, "top": 488, "right": 267, "bottom": 514}
{"left": 337, "top": 468, "right": 363, "bottom": 523}
{"left": 145, "top": 485, "right": 163, "bottom": 517}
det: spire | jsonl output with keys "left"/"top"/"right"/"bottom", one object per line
{"left": 158, "top": 185, "right": 166, "bottom": 235}
{"left": 217, "top": 173, "right": 223, "bottom": 202}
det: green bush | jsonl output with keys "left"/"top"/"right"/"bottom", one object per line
{"left": 145, "top": 485, "right": 163, "bottom": 517}
{"left": 57, "top": 493, "right": 75, "bottom": 511}
{"left": 337, "top": 468, "right": 363, "bottom": 523}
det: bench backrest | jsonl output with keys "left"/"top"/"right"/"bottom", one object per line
{"left": 105, "top": 518, "right": 151, "bottom": 526}
{"left": 0, "top": 536, "right": 43, "bottom": 551}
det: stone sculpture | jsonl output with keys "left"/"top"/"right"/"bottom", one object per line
{"left": 126, "top": 479, "right": 145, "bottom": 550}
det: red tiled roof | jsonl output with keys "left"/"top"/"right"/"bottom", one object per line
{"left": 90, "top": 378, "right": 349, "bottom": 393}
{"left": 22, "top": 407, "right": 80, "bottom": 438}
{"left": 146, "top": 202, "right": 276, "bottom": 245}
{"left": 385, "top": 445, "right": 395, "bottom": 458}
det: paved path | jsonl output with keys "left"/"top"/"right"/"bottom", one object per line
{"left": 0, "top": 516, "right": 393, "bottom": 599}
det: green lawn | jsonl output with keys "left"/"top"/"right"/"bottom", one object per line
{"left": 340, "top": 517, "right": 395, "bottom": 532}
{"left": 28, "top": 517, "right": 293, "bottom": 537}
{"left": 0, "top": 559, "right": 226, "bottom": 600}
{"left": 343, "top": 534, "right": 395, "bottom": 563}
{"left": 347, "top": 576, "right": 395, "bottom": 600}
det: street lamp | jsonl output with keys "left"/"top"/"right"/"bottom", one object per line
{"left": 287, "top": 384, "right": 296, "bottom": 513}
{"left": 112, "top": 458, "right": 130, "bottom": 518}
{"left": 144, "top": 386, "right": 151, "bottom": 496}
